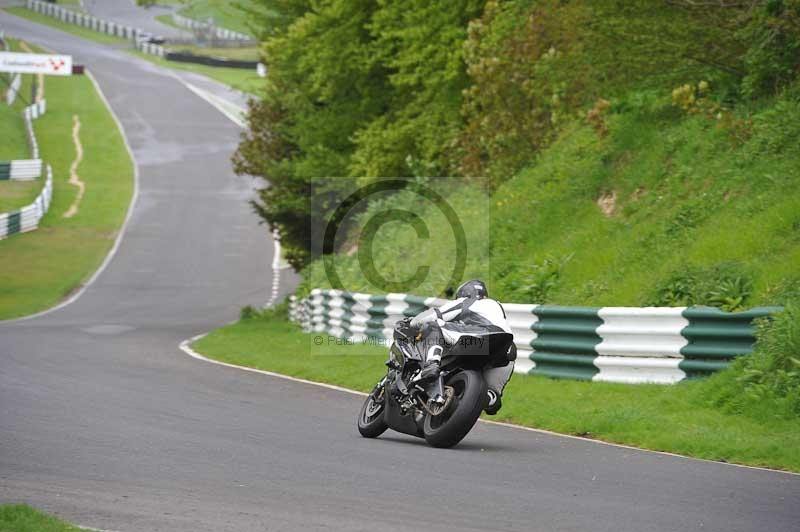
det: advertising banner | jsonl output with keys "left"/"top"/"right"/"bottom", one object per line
{"left": 0, "top": 52, "right": 73, "bottom": 76}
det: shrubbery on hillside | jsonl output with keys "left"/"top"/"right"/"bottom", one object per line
{"left": 704, "top": 305, "right": 800, "bottom": 419}
{"left": 297, "top": 80, "right": 800, "bottom": 309}
{"left": 239, "top": 0, "right": 800, "bottom": 308}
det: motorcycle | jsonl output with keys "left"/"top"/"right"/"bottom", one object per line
{"left": 357, "top": 317, "right": 515, "bottom": 448}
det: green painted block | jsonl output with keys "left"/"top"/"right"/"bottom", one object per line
{"left": 679, "top": 306, "right": 781, "bottom": 378}
{"left": 531, "top": 305, "right": 602, "bottom": 380}
{"left": 678, "top": 359, "right": 730, "bottom": 378}
{"left": 0, "top": 162, "right": 10, "bottom": 180}
{"left": 7, "top": 211, "right": 21, "bottom": 235}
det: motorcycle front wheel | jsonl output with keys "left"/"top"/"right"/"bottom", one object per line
{"left": 357, "top": 380, "right": 389, "bottom": 438}
{"left": 423, "top": 369, "right": 487, "bottom": 448}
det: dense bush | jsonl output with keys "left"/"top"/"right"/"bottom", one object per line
{"left": 703, "top": 305, "right": 800, "bottom": 419}
{"left": 648, "top": 263, "right": 754, "bottom": 311}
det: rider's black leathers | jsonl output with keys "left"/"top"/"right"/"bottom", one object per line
{"left": 410, "top": 297, "right": 515, "bottom": 395}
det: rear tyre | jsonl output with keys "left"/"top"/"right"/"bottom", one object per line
{"left": 357, "top": 381, "right": 389, "bottom": 438}
{"left": 423, "top": 370, "right": 486, "bottom": 448}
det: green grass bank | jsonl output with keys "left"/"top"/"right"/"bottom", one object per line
{"left": 0, "top": 41, "right": 134, "bottom": 319}
{"left": 0, "top": 505, "right": 83, "bottom": 532}
{"left": 193, "top": 308, "right": 800, "bottom": 472}
{"left": 0, "top": 102, "right": 29, "bottom": 161}
{"left": 300, "top": 83, "right": 800, "bottom": 312}
{"left": 167, "top": 0, "right": 263, "bottom": 36}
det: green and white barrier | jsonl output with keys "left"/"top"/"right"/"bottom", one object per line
{"left": 0, "top": 98, "right": 51, "bottom": 240}
{"left": 1, "top": 100, "right": 46, "bottom": 180}
{"left": 0, "top": 163, "right": 53, "bottom": 240}
{"left": 25, "top": 0, "right": 154, "bottom": 55}
{"left": 24, "top": 99, "right": 45, "bottom": 160}
{"left": 0, "top": 159, "right": 43, "bottom": 181}
{"left": 289, "top": 289, "right": 780, "bottom": 384}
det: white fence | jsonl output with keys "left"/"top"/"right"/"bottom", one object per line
{"left": 24, "top": 99, "right": 45, "bottom": 159}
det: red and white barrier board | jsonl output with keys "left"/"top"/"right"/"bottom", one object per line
{"left": 0, "top": 51, "right": 73, "bottom": 76}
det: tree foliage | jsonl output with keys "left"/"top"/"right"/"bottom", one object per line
{"left": 235, "top": 0, "right": 800, "bottom": 269}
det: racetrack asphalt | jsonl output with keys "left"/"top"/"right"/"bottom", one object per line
{"left": 1, "top": 7, "right": 799, "bottom": 532}
{"left": 82, "top": 0, "right": 192, "bottom": 40}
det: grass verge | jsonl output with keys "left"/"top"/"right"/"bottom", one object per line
{"left": 0, "top": 505, "right": 84, "bottom": 532}
{"left": 130, "top": 50, "right": 261, "bottom": 94}
{"left": 0, "top": 99, "right": 29, "bottom": 160}
{"left": 174, "top": 0, "right": 260, "bottom": 37}
{"left": 193, "top": 309, "right": 800, "bottom": 473}
{"left": 154, "top": 12, "right": 183, "bottom": 32}
{"left": 166, "top": 43, "right": 260, "bottom": 61}
{"left": 0, "top": 42, "right": 134, "bottom": 319}
{"left": 0, "top": 181, "right": 42, "bottom": 213}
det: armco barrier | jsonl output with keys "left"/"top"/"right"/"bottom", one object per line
{"left": 164, "top": 51, "right": 257, "bottom": 69}
{"left": 0, "top": 164, "right": 53, "bottom": 239}
{"left": 288, "top": 289, "right": 780, "bottom": 384}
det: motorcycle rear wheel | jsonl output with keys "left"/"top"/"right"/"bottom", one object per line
{"left": 423, "top": 370, "right": 487, "bottom": 448}
{"left": 357, "top": 381, "right": 389, "bottom": 438}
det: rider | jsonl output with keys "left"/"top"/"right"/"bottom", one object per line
{"left": 408, "top": 280, "right": 515, "bottom": 415}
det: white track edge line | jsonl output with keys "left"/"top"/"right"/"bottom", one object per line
{"left": 0, "top": 68, "right": 140, "bottom": 324}
{"left": 179, "top": 334, "right": 799, "bottom": 477}
{"left": 171, "top": 73, "right": 246, "bottom": 128}
{"left": 179, "top": 334, "right": 365, "bottom": 397}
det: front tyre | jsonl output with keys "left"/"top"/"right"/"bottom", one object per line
{"left": 357, "top": 380, "right": 389, "bottom": 438}
{"left": 423, "top": 370, "right": 487, "bottom": 448}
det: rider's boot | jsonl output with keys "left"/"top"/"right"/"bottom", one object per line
{"left": 417, "top": 345, "right": 443, "bottom": 381}
{"left": 485, "top": 389, "right": 502, "bottom": 415}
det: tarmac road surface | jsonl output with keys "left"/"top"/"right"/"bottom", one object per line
{"left": 82, "top": 0, "right": 192, "bottom": 40}
{"left": 1, "top": 7, "right": 799, "bottom": 532}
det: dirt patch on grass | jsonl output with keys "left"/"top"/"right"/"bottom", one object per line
{"left": 63, "top": 115, "right": 84, "bottom": 219}
{"left": 596, "top": 190, "right": 617, "bottom": 217}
